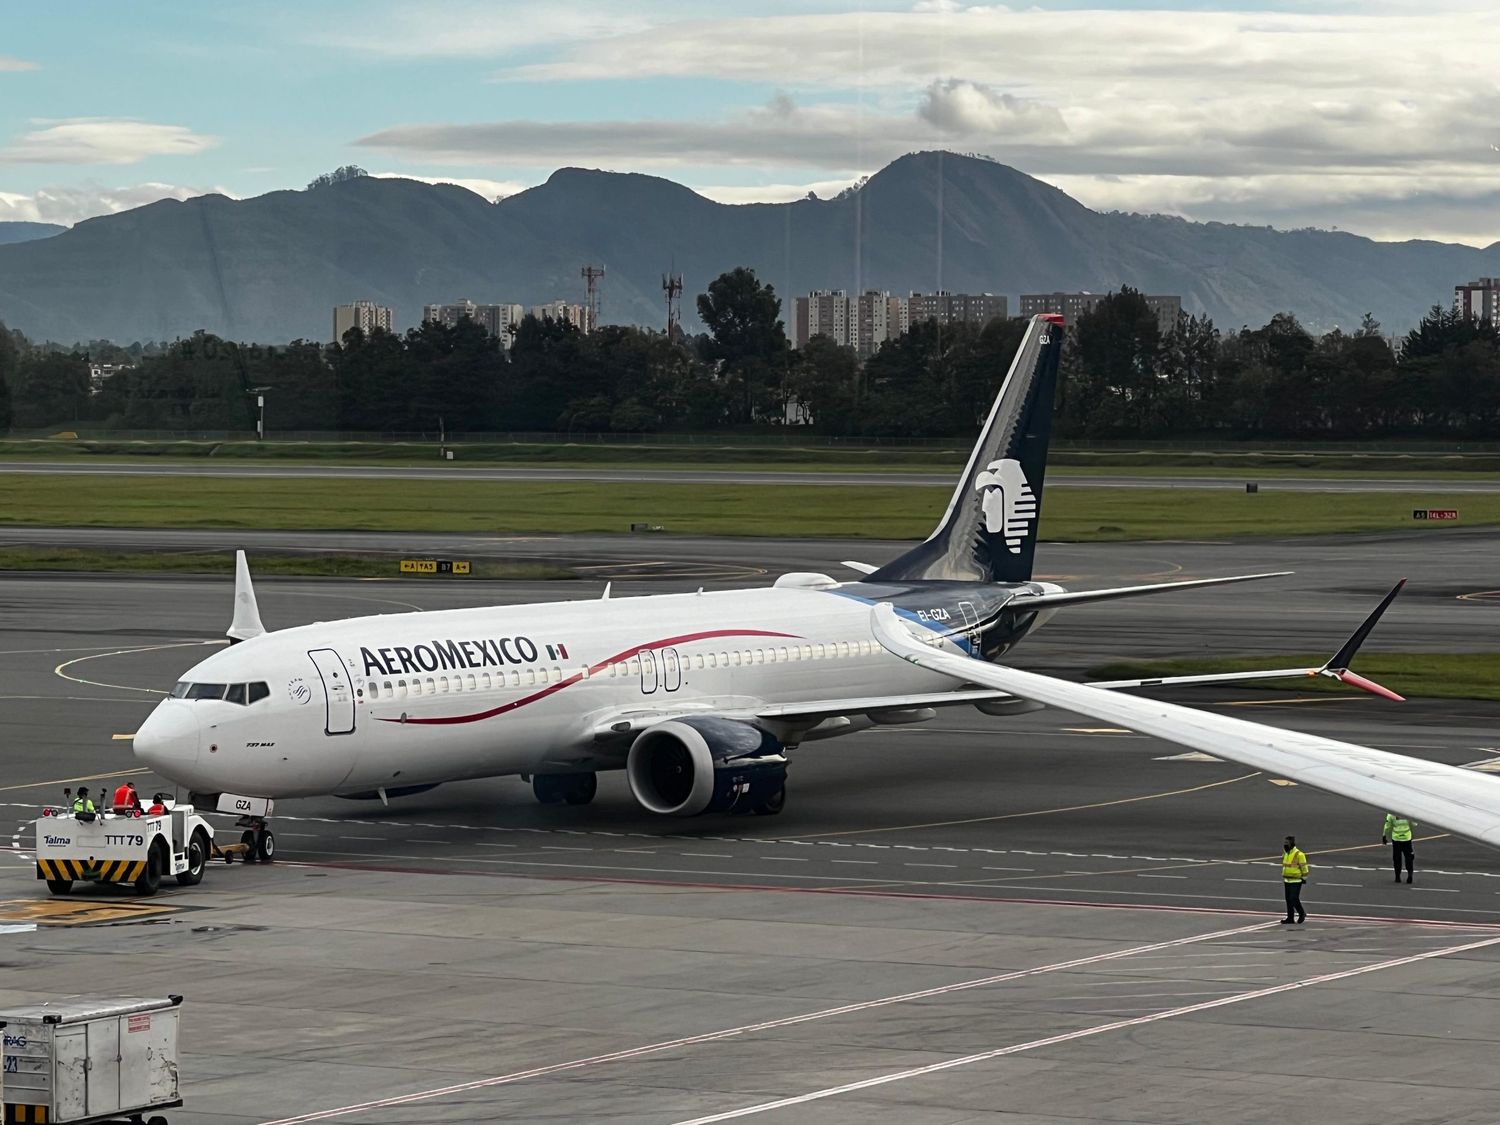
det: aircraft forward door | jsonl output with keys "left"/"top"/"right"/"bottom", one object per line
{"left": 640, "top": 649, "right": 659, "bottom": 694}
{"left": 307, "top": 648, "right": 356, "bottom": 735}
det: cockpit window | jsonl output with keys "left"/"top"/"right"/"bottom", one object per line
{"left": 173, "top": 681, "right": 270, "bottom": 704}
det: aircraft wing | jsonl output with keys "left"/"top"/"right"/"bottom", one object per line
{"left": 871, "top": 602, "right": 1500, "bottom": 850}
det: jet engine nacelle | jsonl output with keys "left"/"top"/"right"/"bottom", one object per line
{"left": 626, "top": 717, "right": 788, "bottom": 817}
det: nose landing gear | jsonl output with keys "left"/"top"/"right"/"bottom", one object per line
{"left": 213, "top": 816, "right": 276, "bottom": 864}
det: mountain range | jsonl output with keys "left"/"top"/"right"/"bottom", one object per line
{"left": 0, "top": 152, "right": 1495, "bottom": 344}
{"left": 0, "top": 221, "right": 65, "bottom": 246}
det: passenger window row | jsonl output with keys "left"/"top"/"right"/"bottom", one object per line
{"left": 367, "top": 665, "right": 567, "bottom": 700}
{"left": 363, "top": 640, "right": 881, "bottom": 700}
{"left": 169, "top": 681, "right": 270, "bottom": 705}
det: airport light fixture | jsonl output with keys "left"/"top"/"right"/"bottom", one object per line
{"left": 247, "top": 386, "right": 271, "bottom": 441}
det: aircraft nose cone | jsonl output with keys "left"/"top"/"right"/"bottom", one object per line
{"left": 132, "top": 703, "right": 201, "bottom": 780}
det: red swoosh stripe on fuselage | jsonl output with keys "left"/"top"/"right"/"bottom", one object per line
{"left": 378, "top": 628, "right": 801, "bottom": 726}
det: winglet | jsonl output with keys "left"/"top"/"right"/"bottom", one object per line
{"left": 1317, "top": 578, "right": 1405, "bottom": 700}
{"left": 227, "top": 550, "right": 266, "bottom": 643}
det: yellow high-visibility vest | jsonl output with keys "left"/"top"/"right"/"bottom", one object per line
{"left": 1384, "top": 814, "right": 1414, "bottom": 842}
{"left": 1282, "top": 848, "right": 1309, "bottom": 883}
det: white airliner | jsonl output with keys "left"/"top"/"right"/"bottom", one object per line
{"left": 131, "top": 315, "right": 1500, "bottom": 856}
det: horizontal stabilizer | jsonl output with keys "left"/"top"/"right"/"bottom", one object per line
{"left": 1009, "top": 571, "right": 1290, "bottom": 611}
{"left": 841, "top": 561, "right": 878, "bottom": 575}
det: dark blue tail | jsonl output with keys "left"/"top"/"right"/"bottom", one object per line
{"left": 871, "top": 315, "right": 1063, "bottom": 585}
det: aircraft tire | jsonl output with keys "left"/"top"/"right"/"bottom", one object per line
{"left": 563, "top": 773, "right": 598, "bottom": 806}
{"left": 752, "top": 786, "right": 786, "bottom": 816}
{"left": 256, "top": 830, "right": 277, "bottom": 863}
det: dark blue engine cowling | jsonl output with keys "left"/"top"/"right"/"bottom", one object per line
{"left": 626, "top": 716, "right": 788, "bottom": 817}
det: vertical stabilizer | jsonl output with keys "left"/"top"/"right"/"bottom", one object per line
{"left": 871, "top": 315, "right": 1064, "bottom": 584}
{"left": 228, "top": 550, "right": 266, "bottom": 642}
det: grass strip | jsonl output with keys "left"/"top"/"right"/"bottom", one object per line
{"left": 1087, "top": 653, "right": 1500, "bottom": 703}
{"left": 0, "top": 547, "right": 573, "bottom": 581}
{"left": 2, "top": 474, "right": 1497, "bottom": 540}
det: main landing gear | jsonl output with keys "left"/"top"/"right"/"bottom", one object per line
{"left": 531, "top": 772, "right": 598, "bottom": 806}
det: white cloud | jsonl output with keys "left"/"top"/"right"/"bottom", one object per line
{"left": 356, "top": 93, "right": 981, "bottom": 171}
{"left": 0, "top": 118, "right": 219, "bottom": 165}
{"left": 0, "top": 182, "right": 233, "bottom": 226}
{"left": 372, "top": 172, "right": 530, "bottom": 200}
{"left": 307, "top": 2, "right": 660, "bottom": 58}
{"left": 0, "top": 55, "right": 38, "bottom": 72}
{"left": 451, "top": 5, "right": 1500, "bottom": 243}
{"left": 917, "top": 79, "right": 1065, "bottom": 136}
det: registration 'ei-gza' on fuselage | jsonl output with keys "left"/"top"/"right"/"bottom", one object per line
{"left": 138, "top": 314, "right": 1488, "bottom": 845}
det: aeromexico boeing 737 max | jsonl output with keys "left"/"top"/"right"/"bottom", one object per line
{"left": 130, "top": 315, "right": 1500, "bottom": 853}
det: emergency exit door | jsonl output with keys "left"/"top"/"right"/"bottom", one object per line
{"left": 307, "top": 648, "right": 356, "bottom": 735}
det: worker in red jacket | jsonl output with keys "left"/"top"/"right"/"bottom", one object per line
{"left": 112, "top": 781, "right": 141, "bottom": 815}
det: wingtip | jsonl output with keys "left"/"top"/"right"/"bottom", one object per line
{"left": 1337, "top": 668, "right": 1405, "bottom": 703}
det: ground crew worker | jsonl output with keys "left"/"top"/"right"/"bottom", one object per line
{"left": 147, "top": 794, "right": 168, "bottom": 815}
{"left": 1281, "top": 835, "right": 1309, "bottom": 924}
{"left": 1383, "top": 812, "right": 1415, "bottom": 884}
{"left": 71, "top": 786, "right": 97, "bottom": 822}
{"left": 113, "top": 780, "right": 141, "bottom": 815}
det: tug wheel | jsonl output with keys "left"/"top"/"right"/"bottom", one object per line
{"left": 176, "top": 829, "right": 209, "bottom": 886}
{"left": 134, "top": 840, "right": 167, "bottom": 896}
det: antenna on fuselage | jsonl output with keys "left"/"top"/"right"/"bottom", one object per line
{"left": 227, "top": 550, "right": 267, "bottom": 643}
{"left": 601, "top": 582, "right": 612, "bottom": 600}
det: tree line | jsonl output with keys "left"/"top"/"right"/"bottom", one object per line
{"left": 1, "top": 274, "right": 1497, "bottom": 441}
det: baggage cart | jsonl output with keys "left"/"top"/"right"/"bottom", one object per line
{"left": 1, "top": 995, "right": 183, "bottom": 1123}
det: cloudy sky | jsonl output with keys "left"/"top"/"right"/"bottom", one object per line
{"left": 2, "top": 0, "right": 1497, "bottom": 244}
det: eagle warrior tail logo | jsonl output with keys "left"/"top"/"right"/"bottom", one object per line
{"left": 975, "top": 458, "right": 1037, "bottom": 554}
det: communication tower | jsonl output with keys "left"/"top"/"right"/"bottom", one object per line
{"left": 581, "top": 264, "right": 605, "bottom": 332}
{"left": 662, "top": 271, "right": 684, "bottom": 339}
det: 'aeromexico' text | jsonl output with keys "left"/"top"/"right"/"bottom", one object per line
{"left": 360, "top": 637, "right": 569, "bottom": 677}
